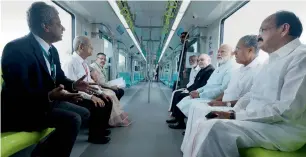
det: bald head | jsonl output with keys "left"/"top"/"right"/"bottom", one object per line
{"left": 73, "top": 36, "right": 93, "bottom": 58}
{"left": 217, "top": 44, "right": 234, "bottom": 64}
{"left": 198, "top": 53, "right": 211, "bottom": 68}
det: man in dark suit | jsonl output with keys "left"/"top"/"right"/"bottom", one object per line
{"left": 1, "top": 2, "right": 97, "bottom": 157}
{"left": 167, "top": 54, "right": 214, "bottom": 128}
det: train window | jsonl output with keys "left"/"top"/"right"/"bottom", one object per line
{"left": 118, "top": 52, "right": 126, "bottom": 72}
{"left": 222, "top": 1, "right": 306, "bottom": 63}
{"left": 0, "top": 1, "right": 74, "bottom": 64}
{"left": 103, "top": 38, "right": 113, "bottom": 59}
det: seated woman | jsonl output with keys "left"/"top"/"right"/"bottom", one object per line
{"left": 90, "top": 69, "right": 131, "bottom": 127}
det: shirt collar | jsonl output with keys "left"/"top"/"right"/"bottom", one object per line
{"left": 193, "top": 65, "right": 200, "bottom": 71}
{"left": 32, "top": 33, "right": 51, "bottom": 53}
{"left": 241, "top": 57, "right": 260, "bottom": 71}
{"left": 269, "top": 38, "right": 301, "bottom": 61}
{"left": 72, "top": 52, "right": 86, "bottom": 64}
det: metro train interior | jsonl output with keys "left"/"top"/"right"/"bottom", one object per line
{"left": 1, "top": 0, "right": 306, "bottom": 157}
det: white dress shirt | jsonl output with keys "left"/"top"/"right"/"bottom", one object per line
{"left": 62, "top": 52, "right": 103, "bottom": 100}
{"left": 33, "top": 33, "right": 52, "bottom": 75}
{"left": 222, "top": 57, "right": 262, "bottom": 102}
{"left": 186, "top": 65, "right": 201, "bottom": 88}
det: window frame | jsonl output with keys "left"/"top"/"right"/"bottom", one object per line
{"left": 52, "top": 1, "right": 76, "bottom": 54}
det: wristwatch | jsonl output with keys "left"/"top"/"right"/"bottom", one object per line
{"left": 229, "top": 110, "right": 236, "bottom": 119}
{"left": 226, "top": 101, "right": 231, "bottom": 107}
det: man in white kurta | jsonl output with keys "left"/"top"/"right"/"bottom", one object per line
{"left": 173, "top": 44, "right": 241, "bottom": 120}
{"left": 168, "top": 55, "right": 200, "bottom": 112}
{"left": 181, "top": 34, "right": 263, "bottom": 150}
{"left": 181, "top": 11, "right": 306, "bottom": 157}
{"left": 168, "top": 44, "right": 240, "bottom": 129}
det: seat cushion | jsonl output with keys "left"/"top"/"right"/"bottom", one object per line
{"left": 239, "top": 144, "right": 306, "bottom": 157}
{"left": 1, "top": 128, "right": 55, "bottom": 157}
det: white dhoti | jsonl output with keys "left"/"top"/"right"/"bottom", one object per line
{"left": 181, "top": 102, "right": 232, "bottom": 153}
{"left": 177, "top": 97, "right": 211, "bottom": 117}
{"left": 181, "top": 118, "right": 306, "bottom": 157}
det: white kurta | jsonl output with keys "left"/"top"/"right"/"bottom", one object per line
{"left": 181, "top": 39, "right": 306, "bottom": 157}
{"left": 187, "top": 65, "right": 201, "bottom": 88}
{"left": 177, "top": 59, "right": 240, "bottom": 116}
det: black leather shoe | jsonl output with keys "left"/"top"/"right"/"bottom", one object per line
{"left": 88, "top": 136, "right": 111, "bottom": 144}
{"left": 103, "top": 129, "right": 111, "bottom": 136}
{"left": 168, "top": 122, "right": 186, "bottom": 129}
{"left": 166, "top": 117, "right": 177, "bottom": 123}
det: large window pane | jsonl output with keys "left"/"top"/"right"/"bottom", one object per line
{"left": 118, "top": 50, "right": 126, "bottom": 72}
{"left": 0, "top": 1, "right": 73, "bottom": 64}
{"left": 223, "top": 1, "right": 306, "bottom": 63}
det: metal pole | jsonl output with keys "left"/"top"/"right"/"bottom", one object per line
{"left": 148, "top": 41, "right": 151, "bottom": 103}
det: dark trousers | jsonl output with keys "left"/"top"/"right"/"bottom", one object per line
{"left": 77, "top": 95, "right": 112, "bottom": 137}
{"left": 171, "top": 92, "right": 189, "bottom": 122}
{"left": 111, "top": 88, "right": 124, "bottom": 100}
{"left": 170, "top": 91, "right": 189, "bottom": 112}
{"left": 31, "top": 101, "right": 88, "bottom": 157}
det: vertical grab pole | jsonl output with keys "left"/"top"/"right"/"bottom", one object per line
{"left": 148, "top": 40, "right": 151, "bottom": 103}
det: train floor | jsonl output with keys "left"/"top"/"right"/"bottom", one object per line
{"left": 13, "top": 82, "right": 184, "bottom": 157}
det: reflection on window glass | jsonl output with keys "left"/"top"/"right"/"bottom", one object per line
{"left": 223, "top": 1, "right": 306, "bottom": 63}
{"left": 118, "top": 51, "right": 126, "bottom": 72}
{"left": 0, "top": 1, "right": 73, "bottom": 64}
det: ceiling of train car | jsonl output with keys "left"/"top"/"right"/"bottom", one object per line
{"left": 128, "top": 1, "right": 167, "bottom": 62}
{"left": 60, "top": 1, "right": 241, "bottom": 63}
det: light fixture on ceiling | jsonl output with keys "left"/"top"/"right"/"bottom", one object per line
{"left": 158, "top": 0, "right": 191, "bottom": 63}
{"left": 108, "top": 0, "right": 147, "bottom": 62}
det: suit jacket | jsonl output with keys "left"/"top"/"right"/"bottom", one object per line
{"left": 90, "top": 62, "right": 111, "bottom": 88}
{"left": 1, "top": 33, "right": 74, "bottom": 131}
{"left": 187, "top": 64, "right": 215, "bottom": 91}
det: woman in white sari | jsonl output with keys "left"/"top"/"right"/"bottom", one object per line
{"left": 90, "top": 69, "right": 131, "bottom": 127}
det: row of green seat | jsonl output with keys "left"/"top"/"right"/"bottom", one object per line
{"left": 0, "top": 70, "right": 55, "bottom": 157}
{"left": 160, "top": 73, "right": 178, "bottom": 88}
{"left": 118, "top": 72, "right": 144, "bottom": 87}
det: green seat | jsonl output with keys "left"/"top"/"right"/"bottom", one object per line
{"left": 239, "top": 144, "right": 306, "bottom": 157}
{"left": 1, "top": 69, "right": 55, "bottom": 157}
{"left": 1, "top": 128, "right": 55, "bottom": 157}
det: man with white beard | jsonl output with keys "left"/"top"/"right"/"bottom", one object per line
{"left": 181, "top": 34, "right": 263, "bottom": 149}
{"left": 181, "top": 11, "right": 306, "bottom": 157}
{"left": 168, "top": 44, "right": 240, "bottom": 129}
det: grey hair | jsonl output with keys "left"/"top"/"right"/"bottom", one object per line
{"left": 73, "top": 36, "right": 89, "bottom": 51}
{"left": 27, "top": 2, "right": 58, "bottom": 34}
{"left": 239, "top": 35, "right": 260, "bottom": 55}
{"left": 189, "top": 55, "right": 197, "bottom": 58}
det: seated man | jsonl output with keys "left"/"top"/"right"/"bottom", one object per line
{"left": 1, "top": 2, "right": 94, "bottom": 156}
{"left": 63, "top": 36, "right": 113, "bottom": 144}
{"left": 181, "top": 11, "right": 306, "bottom": 157}
{"left": 168, "top": 54, "right": 213, "bottom": 113}
{"left": 182, "top": 34, "right": 263, "bottom": 141}
{"left": 167, "top": 44, "right": 240, "bottom": 129}
{"left": 91, "top": 53, "right": 125, "bottom": 100}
